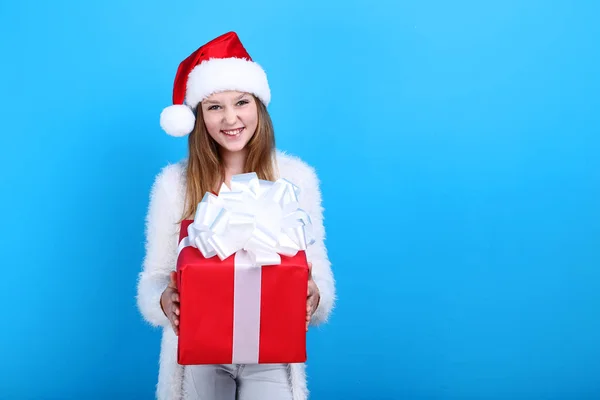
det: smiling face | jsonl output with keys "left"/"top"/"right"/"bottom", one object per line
{"left": 183, "top": 90, "right": 277, "bottom": 220}
{"left": 200, "top": 91, "right": 259, "bottom": 154}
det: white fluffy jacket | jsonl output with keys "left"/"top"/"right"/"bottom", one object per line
{"left": 136, "top": 150, "right": 336, "bottom": 400}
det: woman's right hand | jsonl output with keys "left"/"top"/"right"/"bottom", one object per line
{"left": 160, "top": 271, "right": 180, "bottom": 335}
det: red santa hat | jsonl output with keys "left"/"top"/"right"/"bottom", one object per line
{"left": 160, "top": 31, "right": 271, "bottom": 137}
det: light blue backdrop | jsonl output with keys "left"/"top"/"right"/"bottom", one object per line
{"left": 1, "top": 0, "right": 598, "bottom": 399}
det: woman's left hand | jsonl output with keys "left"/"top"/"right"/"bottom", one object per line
{"left": 306, "top": 262, "right": 320, "bottom": 331}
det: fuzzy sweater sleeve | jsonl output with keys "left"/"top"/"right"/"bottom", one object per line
{"left": 298, "top": 164, "right": 336, "bottom": 326}
{"left": 136, "top": 164, "right": 183, "bottom": 328}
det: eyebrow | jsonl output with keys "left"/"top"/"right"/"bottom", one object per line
{"left": 203, "top": 93, "right": 249, "bottom": 105}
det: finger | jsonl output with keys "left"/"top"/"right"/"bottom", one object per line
{"left": 170, "top": 315, "right": 179, "bottom": 334}
{"left": 306, "top": 298, "right": 315, "bottom": 314}
{"left": 170, "top": 300, "right": 180, "bottom": 316}
{"left": 170, "top": 312, "right": 179, "bottom": 327}
{"left": 171, "top": 292, "right": 180, "bottom": 304}
{"left": 168, "top": 271, "right": 177, "bottom": 288}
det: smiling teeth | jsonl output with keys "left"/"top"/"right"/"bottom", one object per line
{"left": 223, "top": 128, "right": 244, "bottom": 136}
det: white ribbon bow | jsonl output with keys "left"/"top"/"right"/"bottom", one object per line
{"left": 179, "top": 172, "right": 314, "bottom": 266}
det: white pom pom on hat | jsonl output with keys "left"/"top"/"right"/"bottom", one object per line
{"left": 160, "top": 31, "right": 271, "bottom": 137}
{"left": 160, "top": 105, "right": 196, "bottom": 137}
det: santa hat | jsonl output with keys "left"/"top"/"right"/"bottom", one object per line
{"left": 160, "top": 31, "right": 271, "bottom": 137}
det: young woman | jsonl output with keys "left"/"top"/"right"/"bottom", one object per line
{"left": 136, "top": 32, "right": 335, "bottom": 400}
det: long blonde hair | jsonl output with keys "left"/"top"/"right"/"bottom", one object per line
{"left": 181, "top": 95, "right": 277, "bottom": 221}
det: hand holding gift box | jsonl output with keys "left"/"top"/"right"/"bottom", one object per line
{"left": 176, "top": 172, "right": 315, "bottom": 365}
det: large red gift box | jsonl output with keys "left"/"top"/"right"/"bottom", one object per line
{"left": 176, "top": 219, "right": 309, "bottom": 365}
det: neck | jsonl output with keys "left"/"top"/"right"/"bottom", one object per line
{"left": 220, "top": 148, "right": 248, "bottom": 185}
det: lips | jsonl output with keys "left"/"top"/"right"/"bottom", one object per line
{"left": 221, "top": 127, "right": 244, "bottom": 136}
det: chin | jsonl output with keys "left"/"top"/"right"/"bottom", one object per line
{"left": 221, "top": 142, "right": 249, "bottom": 153}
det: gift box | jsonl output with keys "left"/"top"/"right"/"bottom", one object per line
{"left": 175, "top": 173, "right": 313, "bottom": 365}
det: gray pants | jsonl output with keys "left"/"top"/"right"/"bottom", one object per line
{"left": 183, "top": 363, "right": 293, "bottom": 400}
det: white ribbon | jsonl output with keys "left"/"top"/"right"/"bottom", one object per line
{"left": 178, "top": 172, "right": 314, "bottom": 265}
{"left": 232, "top": 250, "right": 262, "bottom": 363}
{"left": 178, "top": 172, "right": 314, "bottom": 364}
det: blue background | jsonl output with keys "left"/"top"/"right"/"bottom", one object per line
{"left": 1, "top": 0, "right": 599, "bottom": 399}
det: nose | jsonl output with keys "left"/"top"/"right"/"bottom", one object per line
{"left": 223, "top": 107, "right": 238, "bottom": 126}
